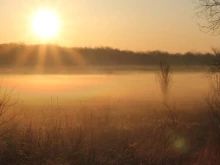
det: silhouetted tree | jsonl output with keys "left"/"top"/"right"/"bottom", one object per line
{"left": 209, "top": 47, "right": 220, "bottom": 73}
{"left": 194, "top": 0, "right": 220, "bottom": 35}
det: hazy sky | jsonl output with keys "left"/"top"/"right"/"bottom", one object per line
{"left": 0, "top": 0, "right": 220, "bottom": 53}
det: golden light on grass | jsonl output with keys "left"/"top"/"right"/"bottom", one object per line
{"left": 31, "top": 9, "right": 60, "bottom": 40}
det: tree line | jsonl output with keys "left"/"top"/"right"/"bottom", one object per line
{"left": 0, "top": 43, "right": 216, "bottom": 68}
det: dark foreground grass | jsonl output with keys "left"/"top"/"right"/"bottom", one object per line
{"left": 0, "top": 100, "right": 218, "bottom": 165}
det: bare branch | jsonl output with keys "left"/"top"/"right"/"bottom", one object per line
{"left": 193, "top": 0, "right": 220, "bottom": 34}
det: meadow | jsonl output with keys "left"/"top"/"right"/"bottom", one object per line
{"left": 0, "top": 43, "right": 219, "bottom": 165}
{"left": 1, "top": 0, "right": 220, "bottom": 164}
{"left": 0, "top": 67, "right": 219, "bottom": 165}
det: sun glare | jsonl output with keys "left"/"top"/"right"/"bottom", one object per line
{"left": 32, "top": 9, "right": 60, "bottom": 39}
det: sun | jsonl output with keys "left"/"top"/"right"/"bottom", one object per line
{"left": 32, "top": 9, "right": 60, "bottom": 39}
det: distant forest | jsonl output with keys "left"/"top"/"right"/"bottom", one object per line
{"left": 0, "top": 43, "right": 217, "bottom": 72}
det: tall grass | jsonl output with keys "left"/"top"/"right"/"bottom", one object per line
{"left": 196, "top": 73, "right": 220, "bottom": 165}
{"left": 0, "top": 67, "right": 219, "bottom": 164}
{"left": 0, "top": 107, "right": 199, "bottom": 165}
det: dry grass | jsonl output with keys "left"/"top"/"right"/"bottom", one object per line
{"left": 196, "top": 73, "right": 220, "bottom": 165}
{"left": 0, "top": 96, "right": 213, "bottom": 165}
{"left": 0, "top": 69, "right": 219, "bottom": 164}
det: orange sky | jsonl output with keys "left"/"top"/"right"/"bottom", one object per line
{"left": 0, "top": 0, "right": 220, "bottom": 53}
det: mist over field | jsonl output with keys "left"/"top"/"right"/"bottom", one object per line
{"left": 1, "top": 72, "right": 208, "bottom": 106}
{"left": 1, "top": 0, "right": 220, "bottom": 164}
{"left": 0, "top": 46, "right": 215, "bottom": 164}
{"left": 0, "top": 42, "right": 218, "bottom": 165}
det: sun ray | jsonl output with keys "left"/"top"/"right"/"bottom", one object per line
{"left": 36, "top": 45, "right": 47, "bottom": 73}
{"left": 0, "top": 44, "right": 20, "bottom": 60}
{"left": 14, "top": 45, "right": 36, "bottom": 70}
{"left": 59, "top": 48, "right": 91, "bottom": 73}
{"left": 47, "top": 45, "right": 65, "bottom": 73}
{"left": 62, "top": 48, "right": 91, "bottom": 71}
{"left": 71, "top": 49, "right": 87, "bottom": 66}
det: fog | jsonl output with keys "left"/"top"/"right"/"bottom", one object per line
{"left": 0, "top": 71, "right": 210, "bottom": 109}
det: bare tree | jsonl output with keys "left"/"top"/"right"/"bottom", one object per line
{"left": 208, "top": 47, "right": 220, "bottom": 73}
{"left": 194, "top": 0, "right": 220, "bottom": 35}
{"left": 0, "top": 83, "right": 21, "bottom": 138}
{"left": 158, "top": 62, "right": 172, "bottom": 104}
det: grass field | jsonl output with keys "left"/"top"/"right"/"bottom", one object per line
{"left": 0, "top": 69, "right": 219, "bottom": 165}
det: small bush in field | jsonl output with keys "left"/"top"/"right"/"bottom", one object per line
{"left": 158, "top": 62, "right": 172, "bottom": 104}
